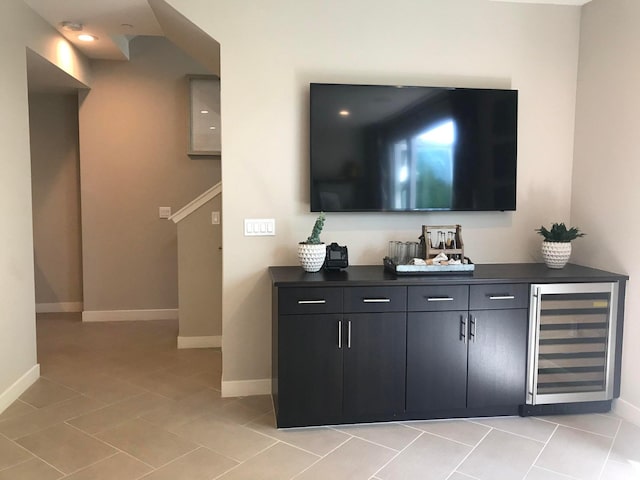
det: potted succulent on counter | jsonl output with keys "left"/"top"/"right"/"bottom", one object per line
{"left": 298, "top": 212, "right": 326, "bottom": 272}
{"left": 536, "top": 222, "right": 585, "bottom": 269}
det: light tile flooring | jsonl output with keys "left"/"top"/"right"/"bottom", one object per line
{"left": 1, "top": 314, "right": 639, "bottom": 479}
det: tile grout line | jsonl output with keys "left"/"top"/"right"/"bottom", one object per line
{"left": 63, "top": 420, "right": 158, "bottom": 471}
{"left": 145, "top": 444, "right": 237, "bottom": 478}
{"left": 289, "top": 434, "right": 354, "bottom": 479}
{"left": 596, "top": 416, "right": 623, "bottom": 480}
{"left": 368, "top": 431, "right": 426, "bottom": 479}
{"left": 449, "top": 470, "right": 481, "bottom": 480}
{"left": 403, "top": 422, "right": 488, "bottom": 448}
{"left": 466, "top": 420, "right": 548, "bottom": 444}
{"left": 1, "top": 419, "right": 70, "bottom": 476}
{"left": 520, "top": 423, "right": 559, "bottom": 480}
{"left": 210, "top": 441, "right": 282, "bottom": 480}
{"left": 57, "top": 451, "right": 121, "bottom": 478}
{"left": 443, "top": 426, "right": 494, "bottom": 480}
{"left": 331, "top": 425, "right": 413, "bottom": 454}
{"left": 242, "top": 424, "right": 326, "bottom": 458}
{"left": 533, "top": 416, "right": 618, "bottom": 439}
{"left": 531, "top": 465, "right": 581, "bottom": 479}
{"left": 0, "top": 439, "right": 68, "bottom": 477}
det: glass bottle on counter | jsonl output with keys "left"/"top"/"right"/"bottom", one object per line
{"left": 451, "top": 234, "right": 458, "bottom": 260}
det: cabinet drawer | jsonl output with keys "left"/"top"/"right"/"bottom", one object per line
{"left": 408, "top": 285, "right": 469, "bottom": 311}
{"left": 343, "top": 286, "right": 406, "bottom": 313}
{"left": 279, "top": 287, "right": 342, "bottom": 315}
{"left": 469, "top": 284, "right": 529, "bottom": 310}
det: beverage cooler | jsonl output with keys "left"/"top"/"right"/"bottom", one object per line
{"left": 525, "top": 282, "right": 619, "bottom": 412}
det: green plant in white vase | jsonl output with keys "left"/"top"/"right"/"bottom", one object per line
{"left": 298, "top": 212, "right": 326, "bottom": 272}
{"left": 536, "top": 222, "right": 585, "bottom": 269}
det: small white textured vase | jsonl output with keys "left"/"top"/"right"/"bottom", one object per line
{"left": 298, "top": 243, "right": 326, "bottom": 272}
{"left": 541, "top": 241, "right": 572, "bottom": 269}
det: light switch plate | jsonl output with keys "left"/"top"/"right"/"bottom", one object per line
{"left": 159, "top": 206, "right": 172, "bottom": 219}
{"left": 244, "top": 218, "right": 275, "bottom": 236}
{"left": 212, "top": 211, "right": 220, "bottom": 224}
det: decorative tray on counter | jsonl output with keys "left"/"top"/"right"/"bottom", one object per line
{"left": 383, "top": 257, "right": 475, "bottom": 275}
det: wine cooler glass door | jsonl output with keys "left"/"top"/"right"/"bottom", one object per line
{"left": 527, "top": 282, "right": 618, "bottom": 405}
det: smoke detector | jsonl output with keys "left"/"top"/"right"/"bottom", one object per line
{"left": 61, "top": 21, "right": 83, "bottom": 32}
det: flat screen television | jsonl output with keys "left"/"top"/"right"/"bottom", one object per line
{"left": 309, "top": 83, "right": 518, "bottom": 212}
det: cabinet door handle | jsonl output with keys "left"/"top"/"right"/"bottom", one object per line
{"left": 297, "top": 299, "right": 326, "bottom": 304}
{"left": 426, "top": 297, "right": 454, "bottom": 302}
{"left": 460, "top": 316, "right": 467, "bottom": 344}
{"left": 338, "top": 320, "right": 342, "bottom": 349}
{"left": 488, "top": 295, "right": 515, "bottom": 300}
{"left": 470, "top": 316, "right": 476, "bottom": 342}
{"left": 362, "top": 298, "right": 391, "bottom": 303}
{"left": 347, "top": 320, "right": 352, "bottom": 349}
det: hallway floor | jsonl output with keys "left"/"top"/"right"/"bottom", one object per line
{"left": 0, "top": 314, "right": 639, "bottom": 479}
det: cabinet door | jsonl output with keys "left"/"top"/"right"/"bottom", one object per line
{"left": 467, "top": 309, "right": 527, "bottom": 408}
{"left": 343, "top": 312, "right": 406, "bottom": 420}
{"left": 278, "top": 314, "right": 343, "bottom": 427}
{"left": 406, "top": 311, "right": 468, "bottom": 412}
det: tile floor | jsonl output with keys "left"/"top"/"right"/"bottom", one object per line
{"left": 0, "top": 313, "right": 639, "bottom": 479}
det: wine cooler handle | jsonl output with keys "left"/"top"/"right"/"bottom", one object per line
{"left": 527, "top": 286, "right": 543, "bottom": 405}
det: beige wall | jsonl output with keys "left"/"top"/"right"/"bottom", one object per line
{"left": 168, "top": 0, "right": 582, "bottom": 392}
{"left": 571, "top": 0, "right": 640, "bottom": 415}
{"left": 0, "top": 0, "right": 89, "bottom": 410}
{"left": 177, "top": 195, "right": 222, "bottom": 338}
{"left": 79, "top": 36, "right": 219, "bottom": 314}
{"left": 29, "top": 93, "right": 83, "bottom": 306}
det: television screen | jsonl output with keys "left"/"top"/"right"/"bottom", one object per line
{"left": 310, "top": 83, "right": 518, "bottom": 212}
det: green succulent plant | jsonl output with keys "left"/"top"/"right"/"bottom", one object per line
{"left": 536, "top": 222, "right": 585, "bottom": 243}
{"left": 303, "top": 212, "right": 326, "bottom": 244}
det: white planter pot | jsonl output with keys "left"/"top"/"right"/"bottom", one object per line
{"left": 541, "top": 241, "right": 572, "bottom": 269}
{"left": 298, "top": 243, "right": 326, "bottom": 272}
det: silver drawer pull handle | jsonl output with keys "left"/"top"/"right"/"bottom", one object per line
{"left": 426, "top": 297, "right": 454, "bottom": 302}
{"left": 297, "top": 300, "right": 326, "bottom": 304}
{"left": 488, "top": 295, "right": 515, "bottom": 300}
{"left": 362, "top": 298, "right": 391, "bottom": 303}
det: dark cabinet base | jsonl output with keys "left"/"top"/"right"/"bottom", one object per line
{"left": 519, "top": 400, "right": 612, "bottom": 417}
{"left": 270, "top": 264, "right": 626, "bottom": 428}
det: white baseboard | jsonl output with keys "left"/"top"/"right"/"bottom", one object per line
{"left": 221, "top": 378, "right": 271, "bottom": 398}
{"left": 36, "top": 302, "right": 83, "bottom": 313}
{"left": 82, "top": 309, "right": 178, "bottom": 322}
{"left": 0, "top": 364, "right": 40, "bottom": 415}
{"left": 177, "top": 335, "right": 221, "bottom": 349}
{"left": 613, "top": 398, "right": 640, "bottom": 427}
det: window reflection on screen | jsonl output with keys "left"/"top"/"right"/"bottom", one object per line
{"left": 392, "top": 119, "right": 455, "bottom": 209}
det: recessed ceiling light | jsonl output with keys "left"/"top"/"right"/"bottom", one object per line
{"left": 200, "top": 110, "right": 209, "bottom": 114}
{"left": 339, "top": 110, "right": 350, "bottom": 116}
{"left": 78, "top": 33, "right": 98, "bottom": 42}
{"left": 209, "top": 126, "right": 216, "bottom": 130}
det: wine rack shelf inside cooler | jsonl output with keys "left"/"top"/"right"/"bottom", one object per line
{"left": 528, "top": 283, "right": 618, "bottom": 405}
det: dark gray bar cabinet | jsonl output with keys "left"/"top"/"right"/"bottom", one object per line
{"left": 270, "top": 264, "right": 627, "bottom": 428}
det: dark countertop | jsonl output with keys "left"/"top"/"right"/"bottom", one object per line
{"left": 269, "top": 263, "right": 628, "bottom": 287}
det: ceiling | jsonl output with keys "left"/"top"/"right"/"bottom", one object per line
{"left": 23, "top": 0, "right": 164, "bottom": 60}
{"left": 490, "top": 0, "right": 591, "bottom": 4}
{"left": 22, "top": 0, "right": 591, "bottom": 62}
{"left": 23, "top": 0, "right": 592, "bottom": 62}
{"left": 23, "top": 0, "right": 220, "bottom": 93}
